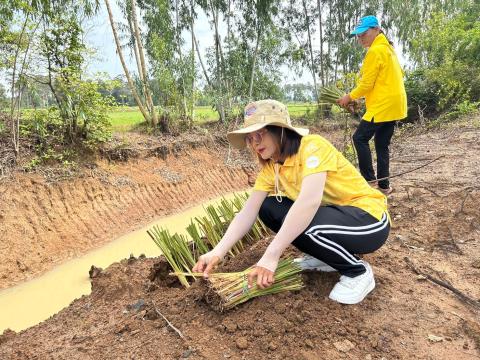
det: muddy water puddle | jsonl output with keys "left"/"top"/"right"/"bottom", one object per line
{"left": 0, "top": 193, "right": 240, "bottom": 333}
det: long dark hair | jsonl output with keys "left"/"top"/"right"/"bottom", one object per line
{"left": 256, "top": 125, "right": 302, "bottom": 166}
{"left": 379, "top": 29, "right": 394, "bottom": 46}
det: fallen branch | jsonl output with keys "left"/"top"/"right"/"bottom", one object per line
{"left": 369, "top": 155, "right": 445, "bottom": 184}
{"left": 152, "top": 301, "right": 186, "bottom": 340}
{"left": 455, "top": 187, "right": 478, "bottom": 216}
{"left": 404, "top": 257, "right": 480, "bottom": 311}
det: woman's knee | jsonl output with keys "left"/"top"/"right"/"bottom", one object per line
{"left": 258, "top": 196, "right": 292, "bottom": 233}
{"left": 258, "top": 197, "right": 276, "bottom": 222}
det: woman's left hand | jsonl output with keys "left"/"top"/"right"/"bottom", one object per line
{"left": 337, "top": 94, "right": 352, "bottom": 108}
{"left": 248, "top": 266, "right": 275, "bottom": 289}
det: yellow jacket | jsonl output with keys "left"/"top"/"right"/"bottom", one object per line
{"left": 350, "top": 33, "right": 407, "bottom": 122}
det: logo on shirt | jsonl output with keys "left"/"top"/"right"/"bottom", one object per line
{"left": 306, "top": 156, "right": 320, "bottom": 169}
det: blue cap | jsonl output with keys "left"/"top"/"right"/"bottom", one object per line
{"left": 350, "top": 15, "right": 379, "bottom": 36}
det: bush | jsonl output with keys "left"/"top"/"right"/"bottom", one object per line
{"left": 406, "top": 7, "right": 480, "bottom": 122}
{"left": 19, "top": 78, "right": 113, "bottom": 167}
{"left": 20, "top": 108, "right": 68, "bottom": 166}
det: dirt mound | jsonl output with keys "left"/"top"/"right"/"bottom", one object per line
{"left": 1, "top": 121, "right": 479, "bottom": 359}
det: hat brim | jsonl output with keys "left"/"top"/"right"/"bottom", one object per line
{"left": 227, "top": 122, "right": 309, "bottom": 149}
{"left": 349, "top": 26, "right": 370, "bottom": 37}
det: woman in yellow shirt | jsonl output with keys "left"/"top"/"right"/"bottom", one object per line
{"left": 192, "top": 99, "right": 390, "bottom": 305}
{"left": 338, "top": 15, "right": 407, "bottom": 195}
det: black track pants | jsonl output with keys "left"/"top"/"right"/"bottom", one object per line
{"left": 352, "top": 120, "right": 396, "bottom": 189}
{"left": 258, "top": 197, "right": 390, "bottom": 277}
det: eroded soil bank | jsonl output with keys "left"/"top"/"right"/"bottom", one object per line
{"left": 0, "top": 133, "right": 252, "bottom": 289}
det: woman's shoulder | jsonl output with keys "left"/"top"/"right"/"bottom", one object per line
{"left": 301, "top": 133, "right": 332, "bottom": 145}
{"left": 300, "top": 134, "right": 335, "bottom": 153}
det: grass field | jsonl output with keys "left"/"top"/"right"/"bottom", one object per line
{"left": 108, "top": 103, "right": 319, "bottom": 132}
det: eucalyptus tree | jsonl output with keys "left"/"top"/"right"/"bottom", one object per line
{"left": 105, "top": 0, "right": 159, "bottom": 128}
{"left": 139, "top": 0, "right": 196, "bottom": 129}
{"left": 1, "top": 0, "right": 101, "bottom": 155}
{"left": 380, "top": 0, "right": 472, "bottom": 57}
{"left": 235, "top": 0, "right": 279, "bottom": 100}
{"left": 195, "top": 0, "right": 231, "bottom": 123}
{"left": 281, "top": 0, "right": 319, "bottom": 99}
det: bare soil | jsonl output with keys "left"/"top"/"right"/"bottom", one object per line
{"left": 1, "top": 120, "right": 480, "bottom": 360}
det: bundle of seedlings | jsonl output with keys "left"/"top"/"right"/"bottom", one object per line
{"left": 319, "top": 85, "right": 345, "bottom": 105}
{"left": 148, "top": 193, "right": 269, "bottom": 287}
{"left": 172, "top": 259, "right": 303, "bottom": 312}
{"left": 147, "top": 227, "right": 195, "bottom": 287}
{"left": 319, "top": 85, "right": 361, "bottom": 115}
{"left": 187, "top": 193, "right": 268, "bottom": 258}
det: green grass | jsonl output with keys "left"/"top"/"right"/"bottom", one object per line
{"left": 109, "top": 103, "right": 320, "bottom": 132}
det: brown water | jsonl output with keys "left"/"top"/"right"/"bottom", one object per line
{"left": 0, "top": 194, "right": 239, "bottom": 333}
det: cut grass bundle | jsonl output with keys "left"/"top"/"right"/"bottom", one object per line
{"left": 320, "top": 85, "right": 361, "bottom": 116}
{"left": 172, "top": 259, "right": 303, "bottom": 312}
{"left": 149, "top": 193, "right": 269, "bottom": 287}
{"left": 147, "top": 227, "right": 195, "bottom": 287}
{"left": 187, "top": 193, "right": 268, "bottom": 258}
{"left": 319, "top": 85, "right": 345, "bottom": 105}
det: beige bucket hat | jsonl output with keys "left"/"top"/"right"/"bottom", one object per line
{"left": 227, "top": 99, "right": 309, "bottom": 149}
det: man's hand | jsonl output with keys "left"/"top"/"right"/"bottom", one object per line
{"left": 336, "top": 94, "right": 352, "bottom": 108}
{"left": 247, "top": 266, "right": 275, "bottom": 289}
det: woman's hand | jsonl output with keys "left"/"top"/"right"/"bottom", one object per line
{"left": 247, "top": 266, "right": 275, "bottom": 289}
{"left": 337, "top": 94, "right": 352, "bottom": 108}
{"left": 192, "top": 253, "right": 221, "bottom": 278}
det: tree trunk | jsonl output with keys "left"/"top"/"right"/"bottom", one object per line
{"left": 104, "top": 0, "right": 151, "bottom": 124}
{"left": 227, "top": 0, "right": 231, "bottom": 46}
{"left": 192, "top": 32, "right": 212, "bottom": 87}
{"left": 210, "top": 2, "right": 226, "bottom": 123}
{"left": 175, "top": 0, "right": 188, "bottom": 119}
{"left": 130, "top": 0, "right": 158, "bottom": 127}
{"left": 127, "top": 17, "right": 148, "bottom": 111}
{"left": 302, "top": 0, "right": 318, "bottom": 101}
{"left": 248, "top": 29, "right": 261, "bottom": 100}
{"left": 10, "top": 16, "right": 30, "bottom": 156}
{"left": 210, "top": 0, "right": 231, "bottom": 114}
{"left": 327, "top": 0, "right": 332, "bottom": 83}
{"left": 317, "top": 0, "right": 325, "bottom": 87}
{"left": 190, "top": 0, "right": 195, "bottom": 124}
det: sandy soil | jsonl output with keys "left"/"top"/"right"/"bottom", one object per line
{"left": 0, "top": 120, "right": 479, "bottom": 359}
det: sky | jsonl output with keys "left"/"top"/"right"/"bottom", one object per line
{"left": 1, "top": 5, "right": 408, "bottom": 92}
{"left": 1, "top": 4, "right": 311, "bottom": 93}
{"left": 83, "top": 3, "right": 313, "bottom": 86}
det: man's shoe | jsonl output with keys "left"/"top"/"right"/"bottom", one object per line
{"left": 328, "top": 262, "right": 375, "bottom": 304}
{"left": 293, "top": 255, "right": 337, "bottom": 272}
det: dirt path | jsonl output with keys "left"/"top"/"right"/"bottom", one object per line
{"left": 0, "top": 121, "right": 479, "bottom": 359}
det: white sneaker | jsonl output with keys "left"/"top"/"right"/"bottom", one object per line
{"left": 293, "top": 254, "right": 337, "bottom": 272}
{"left": 328, "top": 262, "right": 375, "bottom": 304}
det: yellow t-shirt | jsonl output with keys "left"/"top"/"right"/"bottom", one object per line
{"left": 253, "top": 134, "right": 389, "bottom": 221}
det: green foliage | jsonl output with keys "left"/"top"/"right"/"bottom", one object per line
{"left": 74, "top": 79, "right": 114, "bottom": 148}
{"left": 406, "top": 5, "right": 480, "bottom": 121}
{"left": 439, "top": 100, "right": 480, "bottom": 122}
{"left": 0, "top": 118, "right": 5, "bottom": 135}
{"left": 20, "top": 78, "right": 113, "bottom": 166}
{"left": 20, "top": 108, "right": 67, "bottom": 167}
{"left": 35, "top": 13, "right": 112, "bottom": 149}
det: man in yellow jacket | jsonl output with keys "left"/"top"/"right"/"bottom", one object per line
{"left": 338, "top": 15, "right": 407, "bottom": 195}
